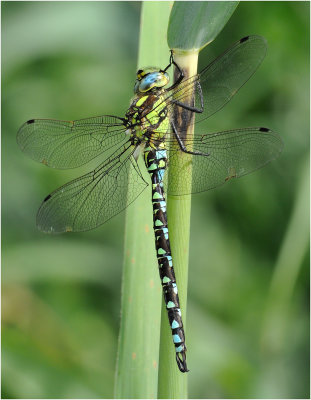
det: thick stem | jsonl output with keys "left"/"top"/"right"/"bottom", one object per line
{"left": 158, "top": 52, "right": 199, "bottom": 398}
{"left": 114, "top": 2, "right": 172, "bottom": 398}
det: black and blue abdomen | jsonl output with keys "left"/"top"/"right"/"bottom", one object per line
{"left": 144, "top": 144, "right": 188, "bottom": 372}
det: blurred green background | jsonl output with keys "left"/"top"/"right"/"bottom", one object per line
{"left": 2, "top": 1, "right": 309, "bottom": 398}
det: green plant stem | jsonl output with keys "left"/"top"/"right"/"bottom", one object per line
{"left": 260, "top": 157, "right": 309, "bottom": 354}
{"left": 114, "top": 2, "right": 171, "bottom": 398}
{"left": 158, "top": 52, "right": 199, "bottom": 399}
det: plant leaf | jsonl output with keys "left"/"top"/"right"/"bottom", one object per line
{"left": 168, "top": 1, "right": 239, "bottom": 51}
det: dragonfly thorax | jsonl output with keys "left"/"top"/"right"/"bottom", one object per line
{"left": 134, "top": 67, "right": 169, "bottom": 94}
{"left": 125, "top": 92, "right": 169, "bottom": 146}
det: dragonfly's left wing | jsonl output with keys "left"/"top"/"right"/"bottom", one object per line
{"left": 37, "top": 144, "right": 148, "bottom": 233}
{"left": 17, "top": 115, "right": 127, "bottom": 169}
{"left": 165, "top": 127, "right": 283, "bottom": 196}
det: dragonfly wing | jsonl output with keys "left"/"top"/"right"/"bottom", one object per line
{"left": 195, "top": 35, "right": 267, "bottom": 123}
{"left": 17, "top": 115, "right": 128, "bottom": 169}
{"left": 166, "top": 127, "right": 283, "bottom": 196}
{"left": 37, "top": 144, "right": 148, "bottom": 233}
{"left": 155, "top": 36, "right": 267, "bottom": 134}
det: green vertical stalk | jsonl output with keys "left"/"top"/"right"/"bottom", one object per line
{"left": 261, "top": 158, "right": 309, "bottom": 353}
{"left": 158, "top": 52, "right": 199, "bottom": 399}
{"left": 114, "top": 2, "right": 172, "bottom": 398}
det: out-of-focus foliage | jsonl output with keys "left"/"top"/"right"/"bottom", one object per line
{"left": 2, "top": 2, "right": 309, "bottom": 398}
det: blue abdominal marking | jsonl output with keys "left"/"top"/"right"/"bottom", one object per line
{"left": 173, "top": 334, "right": 182, "bottom": 344}
{"left": 172, "top": 320, "right": 180, "bottom": 329}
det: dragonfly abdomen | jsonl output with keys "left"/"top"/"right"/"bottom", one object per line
{"left": 144, "top": 144, "right": 188, "bottom": 373}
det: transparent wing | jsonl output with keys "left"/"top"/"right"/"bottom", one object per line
{"left": 36, "top": 144, "right": 148, "bottom": 233}
{"left": 165, "top": 127, "right": 283, "bottom": 196}
{"left": 150, "top": 36, "right": 267, "bottom": 134}
{"left": 17, "top": 115, "right": 128, "bottom": 169}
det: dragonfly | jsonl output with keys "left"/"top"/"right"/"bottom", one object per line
{"left": 17, "top": 35, "right": 283, "bottom": 373}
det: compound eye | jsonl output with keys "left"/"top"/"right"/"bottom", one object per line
{"left": 139, "top": 72, "right": 169, "bottom": 92}
{"left": 139, "top": 73, "right": 158, "bottom": 92}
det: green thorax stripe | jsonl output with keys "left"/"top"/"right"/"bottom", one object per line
{"left": 134, "top": 94, "right": 169, "bottom": 137}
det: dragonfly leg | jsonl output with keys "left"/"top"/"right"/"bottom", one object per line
{"left": 163, "top": 50, "right": 185, "bottom": 92}
{"left": 172, "top": 81, "right": 204, "bottom": 113}
{"left": 172, "top": 100, "right": 203, "bottom": 113}
{"left": 171, "top": 121, "right": 210, "bottom": 157}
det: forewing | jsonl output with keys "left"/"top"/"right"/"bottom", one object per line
{"left": 154, "top": 36, "right": 267, "bottom": 134}
{"left": 166, "top": 128, "right": 283, "bottom": 195}
{"left": 37, "top": 144, "right": 148, "bottom": 233}
{"left": 17, "top": 115, "right": 128, "bottom": 169}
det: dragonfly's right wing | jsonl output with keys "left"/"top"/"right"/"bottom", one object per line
{"left": 17, "top": 115, "right": 128, "bottom": 169}
{"left": 37, "top": 143, "right": 148, "bottom": 233}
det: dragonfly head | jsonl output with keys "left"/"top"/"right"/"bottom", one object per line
{"left": 134, "top": 67, "right": 169, "bottom": 94}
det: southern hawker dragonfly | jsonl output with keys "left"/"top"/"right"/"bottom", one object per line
{"left": 17, "top": 35, "right": 283, "bottom": 373}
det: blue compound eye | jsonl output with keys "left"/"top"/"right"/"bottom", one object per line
{"left": 140, "top": 72, "right": 160, "bottom": 91}
{"left": 134, "top": 71, "right": 169, "bottom": 93}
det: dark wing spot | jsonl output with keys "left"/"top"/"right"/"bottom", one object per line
{"left": 27, "top": 119, "right": 35, "bottom": 124}
{"left": 259, "top": 127, "right": 270, "bottom": 132}
{"left": 240, "top": 36, "right": 249, "bottom": 43}
{"left": 43, "top": 194, "right": 51, "bottom": 202}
